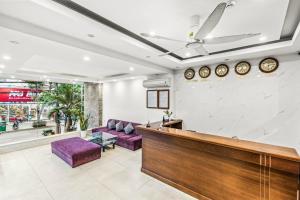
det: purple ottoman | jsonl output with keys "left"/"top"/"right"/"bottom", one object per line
{"left": 51, "top": 137, "right": 101, "bottom": 168}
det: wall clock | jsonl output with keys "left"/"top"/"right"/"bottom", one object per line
{"left": 259, "top": 57, "right": 279, "bottom": 73}
{"left": 184, "top": 68, "right": 195, "bottom": 80}
{"left": 215, "top": 64, "right": 229, "bottom": 77}
{"left": 199, "top": 66, "right": 211, "bottom": 78}
{"left": 235, "top": 61, "right": 251, "bottom": 75}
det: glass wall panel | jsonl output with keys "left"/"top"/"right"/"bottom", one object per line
{"left": 0, "top": 80, "right": 82, "bottom": 145}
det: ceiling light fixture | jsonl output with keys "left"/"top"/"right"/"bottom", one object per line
{"left": 2, "top": 55, "right": 11, "bottom": 60}
{"left": 0, "top": 70, "right": 3, "bottom": 74}
{"left": 46, "top": 79, "right": 50, "bottom": 82}
{"left": 149, "top": 31, "right": 156, "bottom": 36}
{"left": 0, "top": 64, "right": 5, "bottom": 69}
{"left": 259, "top": 36, "right": 267, "bottom": 41}
{"left": 113, "top": 79, "right": 117, "bottom": 82}
{"left": 10, "top": 75, "right": 15, "bottom": 79}
{"left": 43, "top": 75, "right": 47, "bottom": 78}
{"left": 185, "top": 52, "right": 191, "bottom": 57}
{"left": 129, "top": 67, "right": 135, "bottom": 71}
{"left": 205, "top": 34, "right": 213, "bottom": 39}
{"left": 83, "top": 56, "right": 91, "bottom": 61}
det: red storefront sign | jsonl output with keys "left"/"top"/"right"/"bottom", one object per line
{"left": 0, "top": 88, "right": 41, "bottom": 102}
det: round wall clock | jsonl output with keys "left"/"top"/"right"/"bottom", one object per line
{"left": 199, "top": 66, "right": 211, "bottom": 78}
{"left": 259, "top": 57, "right": 279, "bottom": 73}
{"left": 184, "top": 68, "right": 195, "bottom": 80}
{"left": 215, "top": 64, "right": 229, "bottom": 77}
{"left": 235, "top": 61, "right": 251, "bottom": 75}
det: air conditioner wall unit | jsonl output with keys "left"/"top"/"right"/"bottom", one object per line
{"left": 143, "top": 78, "right": 171, "bottom": 88}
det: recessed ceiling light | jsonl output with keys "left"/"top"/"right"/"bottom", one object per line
{"left": 259, "top": 36, "right": 267, "bottom": 41}
{"left": 2, "top": 55, "right": 11, "bottom": 60}
{"left": 87, "top": 34, "right": 95, "bottom": 38}
{"left": 149, "top": 31, "right": 156, "bottom": 36}
{"left": 46, "top": 79, "right": 50, "bottom": 82}
{"left": 185, "top": 52, "right": 191, "bottom": 57}
{"left": 9, "top": 41, "right": 19, "bottom": 45}
{"left": 43, "top": 75, "right": 47, "bottom": 78}
{"left": 205, "top": 34, "right": 213, "bottom": 39}
{"left": 113, "top": 79, "right": 117, "bottom": 82}
{"left": 10, "top": 75, "right": 15, "bottom": 79}
{"left": 74, "top": 79, "right": 78, "bottom": 81}
{"left": 83, "top": 56, "right": 90, "bottom": 61}
{"left": 0, "top": 70, "right": 3, "bottom": 74}
{"left": 130, "top": 77, "right": 135, "bottom": 80}
{"left": 0, "top": 64, "right": 5, "bottom": 69}
{"left": 129, "top": 67, "right": 135, "bottom": 71}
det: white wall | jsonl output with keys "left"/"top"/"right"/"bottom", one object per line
{"left": 103, "top": 75, "right": 174, "bottom": 125}
{"left": 175, "top": 54, "right": 300, "bottom": 151}
{"left": 102, "top": 53, "right": 300, "bottom": 151}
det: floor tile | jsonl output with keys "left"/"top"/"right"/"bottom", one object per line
{"left": 0, "top": 145, "right": 196, "bottom": 200}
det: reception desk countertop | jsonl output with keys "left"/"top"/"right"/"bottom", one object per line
{"left": 138, "top": 122, "right": 300, "bottom": 162}
{"left": 137, "top": 122, "right": 300, "bottom": 200}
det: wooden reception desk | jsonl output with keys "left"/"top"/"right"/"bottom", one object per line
{"left": 136, "top": 122, "right": 300, "bottom": 200}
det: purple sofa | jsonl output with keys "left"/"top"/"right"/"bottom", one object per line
{"left": 51, "top": 137, "right": 101, "bottom": 168}
{"left": 92, "top": 119, "right": 142, "bottom": 151}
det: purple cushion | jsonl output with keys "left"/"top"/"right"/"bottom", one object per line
{"left": 92, "top": 127, "right": 109, "bottom": 133}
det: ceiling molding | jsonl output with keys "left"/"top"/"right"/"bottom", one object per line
{"left": 0, "top": 13, "right": 173, "bottom": 74}
{"left": 51, "top": 0, "right": 300, "bottom": 61}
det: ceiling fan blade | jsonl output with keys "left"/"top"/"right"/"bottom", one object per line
{"left": 158, "top": 46, "right": 186, "bottom": 57}
{"left": 194, "top": 2, "right": 227, "bottom": 40}
{"left": 140, "top": 33, "right": 186, "bottom": 43}
{"left": 204, "top": 33, "right": 261, "bottom": 44}
{"left": 194, "top": 45, "right": 209, "bottom": 56}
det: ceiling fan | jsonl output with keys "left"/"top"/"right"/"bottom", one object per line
{"left": 140, "top": 1, "right": 261, "bottom": 57}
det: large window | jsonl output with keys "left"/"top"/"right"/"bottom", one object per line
{"left": 0, "top": 80, "right": 82, "bottom": 145}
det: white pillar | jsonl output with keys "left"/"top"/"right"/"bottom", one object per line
{"left": 84, "top": 83, "right": 103, "bottom": 129}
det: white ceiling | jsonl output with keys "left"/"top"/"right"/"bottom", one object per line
{"left": 0, "top": 26, "right": 164, "bottom": 83}
{"left": 75, "top": 0, "right": 288, "bottom": 55}
{"left": 0, "top": 0, "right": 299, "bottom": 83}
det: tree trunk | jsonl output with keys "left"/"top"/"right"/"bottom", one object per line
{"left": 37, "top": 104, "right": 41, "bottom": 122}
{"left": 66, "top": 116, "right": 72, "bottom": 132}
{"left": 54, "top": 113, "right": 61, "bottom": 134}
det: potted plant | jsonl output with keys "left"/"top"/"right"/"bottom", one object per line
{"left": 79, "top": 113, "right": 89, "bottom": 138}
{"left": 163, "top": 110, "right": 173, "bottom": 122}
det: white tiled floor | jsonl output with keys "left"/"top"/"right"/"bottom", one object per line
{"left": 0, "top": 145, "right": 196, "bottom": 200}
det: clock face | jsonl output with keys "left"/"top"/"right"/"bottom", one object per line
{"left": 199, "top": 66, "right": 211, "bottom": 78}
{"left": 184, "top": 68, "right": 195, "bottom": 80}
{"left": 235, "top": 61, "right": 251, "bottom": 75}
{"left": 259, "top": 58, "right": 279, "bottom": 73}
{"left": 215, "top": 64, "right": 229, "bottom": 77}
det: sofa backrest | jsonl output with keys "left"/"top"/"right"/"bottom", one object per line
{"left": 106, "top": 119, "right": 141, "bottom": 135}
